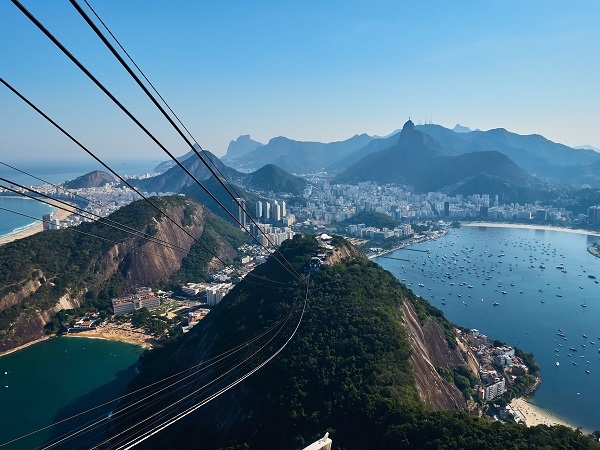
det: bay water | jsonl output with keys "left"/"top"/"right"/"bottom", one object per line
{"left": 376, "top": 226, "right": 600, "bottom": 431}
{"left": 0, "top": 337, "right": 144, "bottom": 449}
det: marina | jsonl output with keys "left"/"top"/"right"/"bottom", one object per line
{"left": 376, "top": 225, "right": 600, "bottom": 431}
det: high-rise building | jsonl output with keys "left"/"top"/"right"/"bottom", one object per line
{"left": 588, "top": 205, "right": 600, "bottom": 223}
{"left": 255, "top": 201, "right": 262, "bottom": 219}
{"left": 233, "top": 198, "right": 247, "bottom": 229}
{"left": 444, "top": 201, "right": 450, "bottom": 217}
{"left": 281, "top": 200, "right": 286, "bottom": 217}
{"left": 264, "top": 202, "right": 271, "bottom": 220}
{"left": 42, "top": 213, "right": 53, "bottom": 230}
{"left": 535, "top": 209, "right": 547, "bottom": 221}
{"left": 271, "top": 200, "right": 281, "bottom": 221}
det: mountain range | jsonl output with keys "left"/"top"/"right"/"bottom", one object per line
{"left": 133, "top": 151, "right": 307, "bottom": 198}
{"left": 220, "top": 123, "right": 600, "bottom": 188}
{"left": 334, "top": 120, "right": 543, "bottom": 202}
{"left": 221, "top": 133, "right": 374, "bottom": 173}
{"left": 145, "top": 119, "right": 600, "bottom": 206}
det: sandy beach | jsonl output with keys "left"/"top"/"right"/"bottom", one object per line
{"left": 65, "top": 322, "right": 157, "bottom": 349}
{"left": 509, "top": 397, "right": 580, "bottom": 429}
{"left": 0, "top": 201, "right": 73, "bottom": 245}
{"left": 1, "top": 323, "right": 156, "bottom": 358}
{"left": 463, "top": 222, "right": 600, "bottom": 237}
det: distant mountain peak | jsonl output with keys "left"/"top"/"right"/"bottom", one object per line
{"left": 402, "top": 119, "right": 415, "bottom": 133}
{"left": 63, "top": 170, "right": 116, "bottom": 189}
{"left": 575, "top": 145, "right": 600, "bottom": 153}
{"left": 221, "top": 135, "right": 264, "bottom": 162}
{"left": 452, "top": 124, "right": 472, "bottom": 133}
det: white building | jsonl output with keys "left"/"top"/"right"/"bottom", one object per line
{"left": 206, "top": 283, "right": 233, "bottom": 306}
{"left": 112, "top": 288, "right": 161, "bottom": 315}
{"left": 480, "top": 379, "right": 506, "bottom": 401}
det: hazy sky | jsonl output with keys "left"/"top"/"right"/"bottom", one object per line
{"left": 1, "top": 0, "right": 599, "bottom": 166}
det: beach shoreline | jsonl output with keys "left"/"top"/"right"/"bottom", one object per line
{"left": 0, "top": 201, "right": 73, "bottom": 245}
{"left": 64, "top": 322, "right": 158, "bottom": 349}
{"left": 462, "top": 222, "right": 600, "bottom": 237}
{"left": 509, "top": 397, "right": 585, "bottom": 431}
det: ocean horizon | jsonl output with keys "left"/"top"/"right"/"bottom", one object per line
{"left": 0, "top": 158, "right": 162, "bottom": 240}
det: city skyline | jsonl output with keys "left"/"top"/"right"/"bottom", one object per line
{"left": 1, "top": 0, "right": 599, "bottom": 165}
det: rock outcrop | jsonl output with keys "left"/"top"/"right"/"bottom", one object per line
{"left": 401, "top": 299, "right": 467, "bottom": 410}
{"left": 0, "top": 197, "right": 237, "bottom": 355}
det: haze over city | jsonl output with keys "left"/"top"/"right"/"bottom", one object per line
{"left": 1, "top": 0, "right": 599, "bottom": 164}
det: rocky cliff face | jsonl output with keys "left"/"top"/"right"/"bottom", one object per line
{"left": 401, "top": 300, "right": 467, "bottom": 410}
{"left": 0, "top": 276, "right": 44, "bottom": 312}
{"left": 0, "top": 292, "right": 80, "bottom": 354}
{"left": 323, "top": 239, "right": 366, "bottom": 266}
{"left": 0, "top": 197, "right": 237, "bottom": 355}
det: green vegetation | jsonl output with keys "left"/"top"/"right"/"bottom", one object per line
{"left": 246, "top": 164, "right": 307, "bottom": 195}
{"left": 130, "top": 308, "right": 172, "bottom": 336}
{"left": 113, "top": 236, "right": 598, "bottom": 449}
{"left": 0, "top": 198, "right": 162, "bottom": 337}
{"left": 437, "top": 365, "right": 479, "bottom": 399}
{"left": 168, "top": 213, "right": 249, "bottom": 287}
{"left": 181, "top": 176, "right": 261, "bottom": 224}
{"left": 499, "top": 348, "right": 540, "bottom": 399}
{"left": 0, "top": 196, "right": 244, "bottom": 339}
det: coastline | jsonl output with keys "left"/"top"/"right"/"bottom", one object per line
{"left": 65, "top": 322, "right": 157, "bottom": 349}
{"left": 0, "top": 335, "right": 53, "bottom": 358}
{"left": 0, "top": 201, "right": 73, "bottom": 245}
{"left": 370, "top": 225, "right": 592, "bottom": 432}
{"left": 1, "top": 323, "right": 156, "bottom": 358}
{"left": 462, "top": 221, "right": 600, "bottom": 237}
{"left": 509, "top": 397, "right": 583, "bottom": 431}
{"left": 369, "top": 229, "right": 449, "bottom": 260}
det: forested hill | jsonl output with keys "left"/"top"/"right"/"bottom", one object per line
{"left": 0, "top": 196, "right": 246, "bottom": 354}
{"left": 109, "top": 236, "right": 598, "bottom": 449}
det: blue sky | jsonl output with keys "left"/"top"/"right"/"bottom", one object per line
{"left": 1, "top": 0, "right": 599, "bottom": 165}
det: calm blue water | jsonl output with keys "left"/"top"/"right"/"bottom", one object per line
{"left": 0, "top": 159, "right": 160, "bottom": 240}
{"left": 0, "top": 337, "right": 143, "bottom": 449}
{"left": 376, "top": 226, "right": 600, "bottom": 431}
{"left": 0, "top": 197, "right": 55, "bottom": 239}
